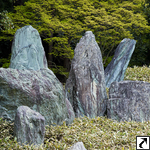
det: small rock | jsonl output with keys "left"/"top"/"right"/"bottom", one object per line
{"left": 68, "top": 142, "right": 87, "bottom": 150}
{"left": 14, "top": 106, "right": 45, "bottom": 146}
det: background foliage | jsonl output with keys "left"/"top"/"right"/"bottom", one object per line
{"left": 0, "top": 0, "right": 150, "bottom": 82}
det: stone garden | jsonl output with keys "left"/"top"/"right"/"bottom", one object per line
{"left": 0, "top": 25, "right": 150, "bottom": 149}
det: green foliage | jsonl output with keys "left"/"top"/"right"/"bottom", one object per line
{"left": 0, "top": 0, "right": 13, "bottom": 12}
{"left": 141, "top": 0, "right": 150, "bottom": 65}
{"left": 0, "top": 54, "right": 11, "bottom": 68}
{"left": 0, "top": 0, "right": 150, "bottom": 75}
{"left": 8, "top": 0, "right": 87, "bottom": 59}
{"left": 103, "top": 55, "right": 114, "bottom": 68}
{"left": 143, "top": 0, "right": 150, "bottom": 23}
{"left": 0, "top": 66, "right": 150, "bottom": 149}
{"left": 0, "top": 10, "right": 14, "bottom": 31}
{"left": 50, "top": 65, "right": 69, "bottom": 78}
{"left": 1, "top": 115, "right": 150, "bottom": 149}
{"left": 0, "top": 118, "right": 14, "bottom": 149}
{"left": 124, "top": 65, "right": 150, "bottom": 83}
{"left": 91, "top": 0, "right": 150, "bottom": 66}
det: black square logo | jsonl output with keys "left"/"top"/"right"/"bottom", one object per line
{"left": 136, "top": 136, "right": 150, "bottom": 150}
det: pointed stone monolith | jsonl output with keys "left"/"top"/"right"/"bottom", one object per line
{"left": 105, "top": 38, "right": 136, "bottom": 88}
{"left": 9, "top": 25, "right": 48, "bottom": 70}
{"left": 65, "top": 31, "right": 107, "bottom": 118}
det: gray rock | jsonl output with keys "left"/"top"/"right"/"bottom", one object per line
{"left": 65, "top": 98, "right": 75, "bottom": 124}
{"left": 9, "top": 25, "right": 48, "bottom": 70}
{"left": 107, "top": 81, "right": 150, "bottom": 122}
{"left": 0, "top": 25, "right": 74, "bottom": 126}
{"left": 105, "top": 38, "right": 136, "bottom": 88}
{"left": 14, "top": 106, "right": 45, "bottom": 146}
{"left": 65, "top": 31, "right": 107, "bottom": 118}
{"left": 68, "top": 142, "right": 87, "bottom": 150}
{"left": 0, "top": 68, "right": 71, "bottom": 125}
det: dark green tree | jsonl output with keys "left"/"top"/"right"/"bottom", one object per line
{"left": 0, "top": 0, "right": 13, "bottom": 12}
{"left": 144, "top": 0, "right": 150, "bottom": 23}
{"left": 0, "top": 0, "right": 150, "bottom": 81}
{"left": 91, "top": 0, "right": 150, "bottom": 66}
{"left": 142, "top": 0, "right": 150, "bottom": 65}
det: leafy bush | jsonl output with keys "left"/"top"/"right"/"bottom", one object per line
{"left": 0, "top": 66, "right": 150, "bottom": 150}
{"left": 0, "top": 53, "right": 11, "bottom": 68}
{"left": 103, "top": 55, "right": 114, "bottom": 68}
{"left": 1, "top": 116, "right": 150, "bottom": 150}
{"left": 124, "top": 66, "right": 150, "bottom": 83}
{"left": 0, "top": 10, "right": 14, "bottom": 31}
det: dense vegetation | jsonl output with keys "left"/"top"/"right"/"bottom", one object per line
{"left": 125, "top": 65, "right": 150, "bottom": 82}
{"left": 0, "top": 0, "right": 150, "bottom": 82}
{"left": 0, "top": 66, "right": 150, "bottom": 150}
{"left": 0, "top": 1, "right": 150, "bottom": 149}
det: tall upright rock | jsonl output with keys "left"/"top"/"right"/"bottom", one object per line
{"left": 9, "top": 25, "right": 48, "bottom": 70}
{"left": 0, "top": 25, "right": 74, "bottom": 126}
{"left": 65, "top": 31, "right": 107, "bottom": 118}
{"left": 105, "top": 38, "right": 136, "bottom": 88}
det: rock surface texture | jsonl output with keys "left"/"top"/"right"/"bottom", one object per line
{"left": 9, "top": 25, "right": 48, "bottom": 70}
{"left": 68, "top": 142, "right": 87, "bottom": 150}
{"left": 65, "top": 31, "right": 107, "bottom": 118}
{"left": 65, "top": 98, "right": 75, "bottom": 124}
{"left": 0, "top": 25, "right": 74, "bottom": 125}
{"left": 0, "top": 68, "right": 70, "bottom": 125}
{"left": 107, "top": 81, "right": 150, "bottom": 122}
{"left": 14, "top": 106, "right": 45, "bottom": 146}
{"left": 105, "top": 38, "right": 136, "bottom": 88}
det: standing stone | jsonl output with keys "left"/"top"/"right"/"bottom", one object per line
{"left": 9, "top": 25, "right": 48, "bottom": 70}
{"left": 107, "top": 81, "right": 150, "bottom": 122}
{"left": 65, "top": 31, "right": 107, "bottom": 118}
{"left": 0, "top": 25, "right": 74, "bottom": 126}
{"left": 68, "top": 142, "right": 87, "bottom": 150}
{"left": 105, "top": 38, "right": 136, "bottom": 88}
{"left": 65, "top": 98, "right": 75, "bottom": 124}
{"left": 14, "top": 106, "right": 45, "bottom": 146}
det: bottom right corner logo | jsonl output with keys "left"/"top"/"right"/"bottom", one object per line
{"left": 136, "top": 136, "right": 150, "bottom": 150}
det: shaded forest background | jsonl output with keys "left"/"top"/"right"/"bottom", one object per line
{"left": 0, "top": 0, "right": 150, "bottom": 83}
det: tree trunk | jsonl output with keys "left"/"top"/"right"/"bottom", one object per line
{"left": 48, "top": 43, "right": 53, "bottom": 68}
{"left": 48, "top": 33, "right": 53, "bottom": 68}
{"left": 63, "top": 58, "right": 70, "bottom": 72}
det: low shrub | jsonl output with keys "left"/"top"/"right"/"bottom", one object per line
{"left": 124, "top": 66, "right": 150, "bottom": 83}
{"left": 1, "top": 66, "right": 150, "bottom": 149}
